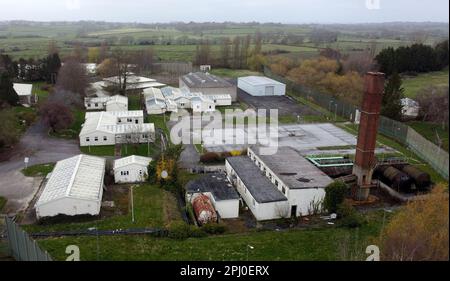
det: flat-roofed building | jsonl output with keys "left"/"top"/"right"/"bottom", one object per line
{"left": 238, "top": 76, "right": 286, "bottom": 96}
{"left": 180, "top": 72, "right": 237, "bottom": 101}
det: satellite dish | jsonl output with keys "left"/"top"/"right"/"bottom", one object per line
{"left": 161, "top": 170, "right": 169, "bottom": 179}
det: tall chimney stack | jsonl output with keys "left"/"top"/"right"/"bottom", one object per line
{"left": 353, "top": 72, "right": 385, "bottom": 201}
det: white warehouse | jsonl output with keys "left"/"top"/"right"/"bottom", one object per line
{"left": 113, "top": 155, "right": 152, "bottom": 183}
{"left": 35, "top": 154, "right": 106, "bottom": 219}
{"left": 238, "top": 76, "right": 286, "bottom": 96}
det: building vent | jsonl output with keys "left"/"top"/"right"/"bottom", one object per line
{"left": 297, "top": 177, "right": 311, "bottom": 183}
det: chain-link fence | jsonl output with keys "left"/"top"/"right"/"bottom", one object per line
{"left": 263, "top": 66, "right": 449, "bottom": 180}
{"left": 4, "top": 217, "right": 52, "bottom": 261}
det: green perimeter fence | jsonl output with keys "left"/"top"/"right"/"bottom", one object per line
{"left": 264, "top": 66, "right": 449, "bottom": 180}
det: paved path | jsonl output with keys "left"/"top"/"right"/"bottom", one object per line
{"left": 0, "top": 121, "right": 81, "bottom": 214}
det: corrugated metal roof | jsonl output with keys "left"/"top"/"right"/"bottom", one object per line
{"left": 80, "top": 112, "right": 118, "bottom": 136}
{"left": 181, "top": 72, "right": 233, "bottom": 88}
{"left": 238, "top": 76, "right": 285, "bottom": 86}
{"left": 13, "top": 83, "right": 33, "bottom": 96}
{"left": 35, "top": 155, "right": 106, "bottom": 206}
{"left": 114, "top": 155, "right": 152, "bottom": 170}
{"left": 85, "top": 110, "right": 143, "bottom": 120}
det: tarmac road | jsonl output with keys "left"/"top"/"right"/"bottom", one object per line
{"left": 0, "top": 121, "right": 81, "bottom": 214}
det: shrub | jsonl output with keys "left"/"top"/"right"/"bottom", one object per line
{"left": 323, "top": 180, "right": 348, "bottom": 213}
{"left": 18, "top": 111, "right": 37, "bottom": 126}
{"left": 201, "top": 223, "right": 227, "bottom": 235}
{"left": 337, "top": 201, "right": 365, "bottom": 228}
{"left": 167, "top": 221, "right": 192, "bottom": 240}
{"left": 200, "top": 152, "right": 221, "bottom": 163}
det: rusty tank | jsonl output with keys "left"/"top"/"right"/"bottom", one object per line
{"left": 192, "top": 194, "right": 217, "bottom": 225}
{"left": 401, "top": 165, "right": 431, "bottom": 190}
{"left": 378, "top": 166, "right": 413, "bottom": 192}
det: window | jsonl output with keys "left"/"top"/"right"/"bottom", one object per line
{"left": 252, "top": 199, "right": 256, "bottom": 206}
{"left": 95, "top": 103, "right": 98, "bottom": 107}
{"left": 103, "top": 136, "right": 107, "bottom": 141}
{"left": 209, "top": 106, "right": 212, "bottom": 109}
{"left": 86, "top": 137, "right": 90, "bottom": 142}
{"left": 121, "top": 171, "right": 129, "bottom": 176}
{"left": 135, "top": 120, "right": 138, "bottom": 124}
{"left": 143, "top": 134, "right": 148, "bottom": 139}
{"left": 118, "top": 119, "right": 122, "bottom": 123}
{"left": 94, "top": 137, "right": 98, "bottom": 142}
{"left": 127, "top": 118, "right": 132, "bottom": 122}
{"left": 87, "top": 103, "right": 91, "bottom": 107}
{"left": 282, "top": 186, "right": 286, "bottom": 195}
{"left": 275, "top": 180, "right": 279, "bottom": 187}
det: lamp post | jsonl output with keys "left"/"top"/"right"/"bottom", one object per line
{"left": 246, "top": 244, "right": 254, "bottom": 261}
{"left": 131, "top": 185, "right": 135, "bottom": 223}
{"left": 334, "top": 104, "right": 338, "bottom": 121}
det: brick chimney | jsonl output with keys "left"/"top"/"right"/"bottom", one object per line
{"left": 353, "top": 72, "right": 385, "bottom": 201}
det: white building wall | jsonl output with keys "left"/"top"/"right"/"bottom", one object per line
{"left": 288, "top": 188, "right": 326, "bottom": 217}
{"left": 36, "top": 196, "right": 102, "bottom": 219}
{"left": 117, "top": 116, "right": 144, "bottom": 124}
{"left": 114, "top": 163, "right": 148, "bottom": 183}
{"left": 86, "top": 102, "right": 106, "bottom": 111}
{"left": 106, "top": 102, "right": 128, "bottom": 112}
{"left": 80, "top": 131, "right": 116, "bottom": 147}
{"left": 238, "top": 79, "right": 286, "bottom": 96}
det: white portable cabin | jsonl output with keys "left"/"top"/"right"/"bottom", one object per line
{"left": 85, "top": 95, "right": 128, "bottom": 111}
{"left": 13, "top": 83, "right": 33, "bottom": 105}
{"left": 35, "top": 155, "right": 106, "bottom": 219}
{"left": 238, "top": 76, "right": 286, "bottom": 96}
{"left": 113, "top": 155, "right": 153, "bottom": 183}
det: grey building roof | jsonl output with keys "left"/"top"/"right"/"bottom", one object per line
{"left": 181, "top": 72, "right": 234, "bottom": 88}
{"left": 226, "top": 156, "right": 288, "bottom": 204}
{"left": 251, "top": 146, "right": 333, "bottom": 189}
{"left": 185, "top": 173, "right": 240, "bottom": 201}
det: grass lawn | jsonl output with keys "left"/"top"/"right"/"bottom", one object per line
{"left": 37, "top": 210, "right": 387, "bottom": 261}
{"left": 128, "top": 94, "right": 142, "bottom": 110}
{"left": 121, "top": 143, "right": 156, "bottom": 157}
{"left": 402, "top": 69, "right": 449, "bottom": 98}
{"left": 32, "top": 81, "right": 51, "bottom": 105}
{"left": 24, "top": 184, "right": 179, "bottom": 234}
{"left": 210, "top": 68, "right": 262, "bottom": 79}
{"left": 21, "top": 163, "right": 55, "bottom": 177}
{"left": 146, "top": 113, "right": 169, "bottom": 135}
{"left": 0, "top": 196, "right": 6, "bottom": 212}
{"left": 50, "top": 109, "right": 85, "bottom": 139}
{"left": 80, "top": 145, "right": 115, "bottom": 156}
{"left": 337, "top": 123, "right": 447, "bottom": 184}
{"left": 407, "top": 121, "right": 449, "bottom": 152}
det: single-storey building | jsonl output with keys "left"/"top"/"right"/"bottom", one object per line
{"left": 104, "top": 75, "right": 166, "bottom": 91}
{"left": 247, "top": 147, "right": 332, "bottom": 217}
{"left": 84, "top": 95, "right": 128, "bottom": 111}
{"left": 238, "top": 76, "right": 286, "bottom": 96}
{"left": 86, "top": 110, "right": 144, "bottom": 125}
{"left": 113, "top": 155, "right": 152, "bottom": 183}
{"left": 185, "top": 173, "right": 240, "bottom": 219}
{"left": 226, "top": 156, "right": 289, "bottom": 221}
{"left": 35, "top": 154, "right": 106, "bottom": 219}
{"left": 79, "top": 111, "right": 155, "bottom": 147}
{"left": 401, "top": 98, "right": 420, "bottom": 118}
{"left": 180, "top": 72, "right": 237, "bottom": 101}
{"left": 13, "top": 83, "right": 34, "bottom": 105}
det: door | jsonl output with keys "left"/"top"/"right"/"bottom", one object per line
{"left": 291, "top": 205, "right": 297, "bottom": 217}
{"left": 265, "top": 86, "right": 275, "bottom": 96}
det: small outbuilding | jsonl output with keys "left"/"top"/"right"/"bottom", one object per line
{"left": 13, "top": 83, "right": 34, "bottom": 105}
{"left": 113, "top": 155, "right": 152, "bottom": 183}
{"left": 35, "top": 154, "right": 106, "bottom": 219}
{"left": 401, "top": 98, "right": 420, "bottom": 118}
{"left": 185, "top": 173, "right": 240, "bottom": 219}
{"left": 238, "top": 76, "right": 286, "bottom": 96}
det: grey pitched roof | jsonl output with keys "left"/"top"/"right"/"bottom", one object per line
{"left": 181, "top": 72, "right": 234, "bottom": 88}
{"left": 185, "top": 173, "right": 240, "bottom": 201}
{"left": 226, "top": 156, "right": 287, "bottom": 203}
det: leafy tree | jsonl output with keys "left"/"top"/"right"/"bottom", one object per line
{"left": 0, "top": 109, "right": 20, "bottom": 149}
{"left": 379, "top": 184, "right": 449, "bottom": 261}
{"left": 381, "top": 72, "right": 404, "bottom": 121}
{"left": 323, "top": 180, "right": 348, "bottom": 213}
{"left": 0, "top": 72, "right": 19, "bottom": 106}
{"left": 220, "top": 37, "right": 231, "bottom": 68}
{"left": 44, "top": 53, "right": 61, "bottom": 84}
{"left": 39, "top": 101, "right": 74, "bottom": 132}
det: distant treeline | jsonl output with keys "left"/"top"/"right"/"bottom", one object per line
{"left": 376, "top": 40, "right": 449, "bottom": 76}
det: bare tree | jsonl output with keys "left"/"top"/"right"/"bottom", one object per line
{"left": 55, "top": 58, "right": 88, "bottom": 99}
{"left": 416, "top": 86, "right": 449, "bottom": 129}
{"left": 39, "top": 101, "right": 74, "bottom": 133}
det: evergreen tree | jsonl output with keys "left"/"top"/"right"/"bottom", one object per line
{"left": 0, "top": 72, "right": 19, "bottom": 106}
{"left": 381, "top": 72, "right": 405, "bottom": 121}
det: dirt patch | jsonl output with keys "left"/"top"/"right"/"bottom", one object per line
{"left": 100, "top": 185, "right": 129, "bottom": 219}
{"left": 163, "top": 192, "right": 182, "bottom": 226}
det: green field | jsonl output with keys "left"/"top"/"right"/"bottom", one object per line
{"left": 22, "top": 163, "right": 55, "bottom": 177}
{"left": 80, "top": 145, "right": 115, "bottom": 156}
{"left": 25, "top": 184, "right": 179, "bottom": 233}
{"left": 210, "top": 68, "right": 262, "bottom": 78}
{"left": 407, "top": 121, "right": 449, "bottom": 152}
{"left": 402, "top": 69, "right": 449, "bottom": 98}
{"left": 37, "top": 210, "right": 387, "bottom": 261}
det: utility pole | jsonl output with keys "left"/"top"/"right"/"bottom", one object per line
{"left": 131, "top": 185, "right": 135, "bottom": 223}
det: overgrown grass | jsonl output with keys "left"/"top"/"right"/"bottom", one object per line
{"left": 402, "top": 69, "right": 449, "bottom": 98}
{"left": 24, "top": 184, "right": 178, "bottom": 233}
{"left": 50, "top": 109, "right": 85, "bottom": 139}
{"left": 21, "top": 163, "right": 55, "bottom": 177}
{"left": 210, "top": 68, "right": 262, "bottom": 78}
{"left": 37, "top": 210, "right": 388, "bottom": 261}
{"left": 121, "top": 143, "right": 156, "bottom": 157}
{"left": 0, "top": 196, "right": 7, "bottom": 212}
{"left": 128, "top": 94, "right": 142, "bottom": 110}
{"left": 80, "top": 145, "right": 115, "bottom": 156}
{"left": 407, "top": 121, "right": 449, "bottom": 152}
{"left": 146, "top": 113, "right": 169, "bottom": 135}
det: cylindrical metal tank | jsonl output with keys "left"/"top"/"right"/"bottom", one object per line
{"left": 192, "top": 194, "right": 217, "bottom": 225}
{"left": 378, "top": 166, "right": 413, "bottom": 192}
{"left": 401, "top": 165, "right": 431, "bottom": 190}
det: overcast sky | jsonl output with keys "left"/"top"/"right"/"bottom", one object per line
{"left": 0, "top": 0, "right": 448, "bottom": 23}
